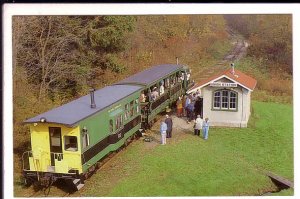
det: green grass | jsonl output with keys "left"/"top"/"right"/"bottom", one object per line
{"left": 78, "top": 101, "right": 293, "bottom": 196}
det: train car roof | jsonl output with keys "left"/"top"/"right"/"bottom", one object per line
{"left": 115, "top": 64, "right": 184, "bottom": 86}
{"left": 24, "top": 84, "right": 142, "bottom": 127}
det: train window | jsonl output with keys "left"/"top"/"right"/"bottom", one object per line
{"left": 109, "top": 119, "right": 114, "bottom": 133}
{"left": 115, "top": 114, "right": 123, "bottom": 130}
{"left": 165, "top": 78, "right": 170, "bottom": 88}
{"left": 130, "top": 101, "right": 134, "bottom": 117}
{"left": 49, "top": 127, "right": 61, "bottom": 147}
{"left": 125, "top": 104, "right": 129, "bottom": 120}
{"left": 82, "top": 133, "right": 90, "bottom": 149}
{"left": 64, "top": 136, "right": 78, "bottom": 151}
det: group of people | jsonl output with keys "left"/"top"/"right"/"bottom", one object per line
{"left": 194, "top": 115, "right": 210, "bottom": 140}
{"left": 160, "top": 114, "right": 173, "bottom": 145}
{"left": 159, "top": 113, "right": 210, "bottom": 145}
{"left": 176, "top": 90, "right": 202, "bottom": 123}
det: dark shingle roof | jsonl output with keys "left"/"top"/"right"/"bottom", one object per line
{"left": 115, "top": 64, "right": 183, "bottom": 86}
{"left": 24, "top": 85, "right": 142, "bottom": 127}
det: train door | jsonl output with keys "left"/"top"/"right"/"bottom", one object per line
{"left": 49, "top": 127, "right": 63, "bottom": 166}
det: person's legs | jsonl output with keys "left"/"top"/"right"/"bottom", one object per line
{"left": 163, "top": 133, "right": 167, "bottom": 144}
{"left": 204, "top": 128, "right": 208, "bottom": 140}
{"left": 205, "top": 129, "right": 209, "bottom": 139}
{"left": 194, "top": 128, "right": 197, "bottom": 135}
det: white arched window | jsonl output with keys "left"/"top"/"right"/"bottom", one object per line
{"left": 213, "top": 89, "right": 237, "bottom": 111}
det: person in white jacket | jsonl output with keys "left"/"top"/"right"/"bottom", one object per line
{"left": 194, "top": 115, "right": 203, "bottom": 136}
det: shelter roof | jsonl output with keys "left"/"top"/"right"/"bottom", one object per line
{"left": 188, "top": 68, "right": 257, "bottom": 93}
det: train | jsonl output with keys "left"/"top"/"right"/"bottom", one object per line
{"left": 22, "top": 64, "right": 192, "bottom": 190}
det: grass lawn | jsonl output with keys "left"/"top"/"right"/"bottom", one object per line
{"left": 14, "top": 100, "right": 293, "bottom": 197}
{"left": 71, "top": 101, "right": 293, "bottom": 197}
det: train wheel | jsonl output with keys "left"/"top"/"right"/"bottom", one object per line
{"left": 84, "top": 172, "right": 89, "bottom": 180}
{"left": 96, "top": 161, "right": 103, "bottom": 169}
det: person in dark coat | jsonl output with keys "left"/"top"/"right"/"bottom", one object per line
{"left": 165, "top": 114, "right": 173, "bottom": 138}
{"left": 194, "top": 97, "right": 202, "bottom": 120}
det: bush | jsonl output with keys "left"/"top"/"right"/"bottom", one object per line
{"left": 257, "top": 78, "right": 292, "bottom": 96}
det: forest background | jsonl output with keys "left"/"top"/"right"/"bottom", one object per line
{"left": 12, "top": 14, "right": 292, "bottom": 175}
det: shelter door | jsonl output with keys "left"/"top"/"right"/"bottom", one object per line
{"left": 49, "top": 127, "right": 62, "bottom": 166}
{"left": 200, "top": 97, "right": 203, "bottom": 118}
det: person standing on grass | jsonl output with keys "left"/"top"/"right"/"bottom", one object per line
{"left": 194, "top": 115, "right": 203, "bottom": 136}
{"left": 165, "top": 114, "right": 173, "bottom": 138}
{"left": 160, "top": 119, "right": 167, "bottom": 145}
{"left": 202, "top": 117, "right": 210, "bottom": 140}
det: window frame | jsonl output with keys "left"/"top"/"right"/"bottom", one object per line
{"left": 82, "top": 132, "right": 90, "bottom": 149}
{"left": 212, "top": 89, "right": 238, "bottom": 111}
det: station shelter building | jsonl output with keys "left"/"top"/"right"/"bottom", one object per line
{"left": 187, "top": 68, "right": 257, "bottom": 127}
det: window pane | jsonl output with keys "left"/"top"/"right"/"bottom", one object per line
{"left": 230, "top": 92, "right": 236, "bottom": 97}
{"left": 222, "top": 90, "right": 228, "bottom": 97}
{"left": 214, "top": 96, "right": 220, "bottom": 108}
{"left": 213, "top": 91, "right": 221, "bottom": 108}
{"left": 222, "top": 101, "right": 228, "bottom": 108}
{"left": 230, "top": 103, "right": 236, "bottom": 109}
{"left": 229, "top": 91, "right": 237, "bottom": 109}
{"left": 214, "top": 91, "right": 221, "bottom": 97}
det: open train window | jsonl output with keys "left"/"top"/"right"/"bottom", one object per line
{"left": 64, "top": 136, "right": 78, "bottom": 151}
{"left": 125, "top": 103, "right": 130, "bottom": 120}
{"left": 115, "top": 114, "right": 123, "bottom": 130}
{"left": 130, "top": 101, "right": 134, "bottom": 117}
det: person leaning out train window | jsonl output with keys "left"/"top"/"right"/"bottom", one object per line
{"left": 139, "top": 91, "right": 146, "bottom": 103}
{"left": 151, "top": 87, "right": 159, "bottom": 100}
{"left": 159, "top": 84, "right": 165, "bottom": 95}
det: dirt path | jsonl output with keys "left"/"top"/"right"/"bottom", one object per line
{"left": 192, "top": 32, "right": 248, "bottom": 83}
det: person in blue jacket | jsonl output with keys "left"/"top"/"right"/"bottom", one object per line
{"left": 160, "top": 119, "right": 168, "bottom": 145}
{"left": 202, "top": 117, "right": 210, "bottom": 140}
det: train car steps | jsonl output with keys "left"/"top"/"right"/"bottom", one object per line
{"left": 73, "top": 178, "right": 85, "bottom": 190}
